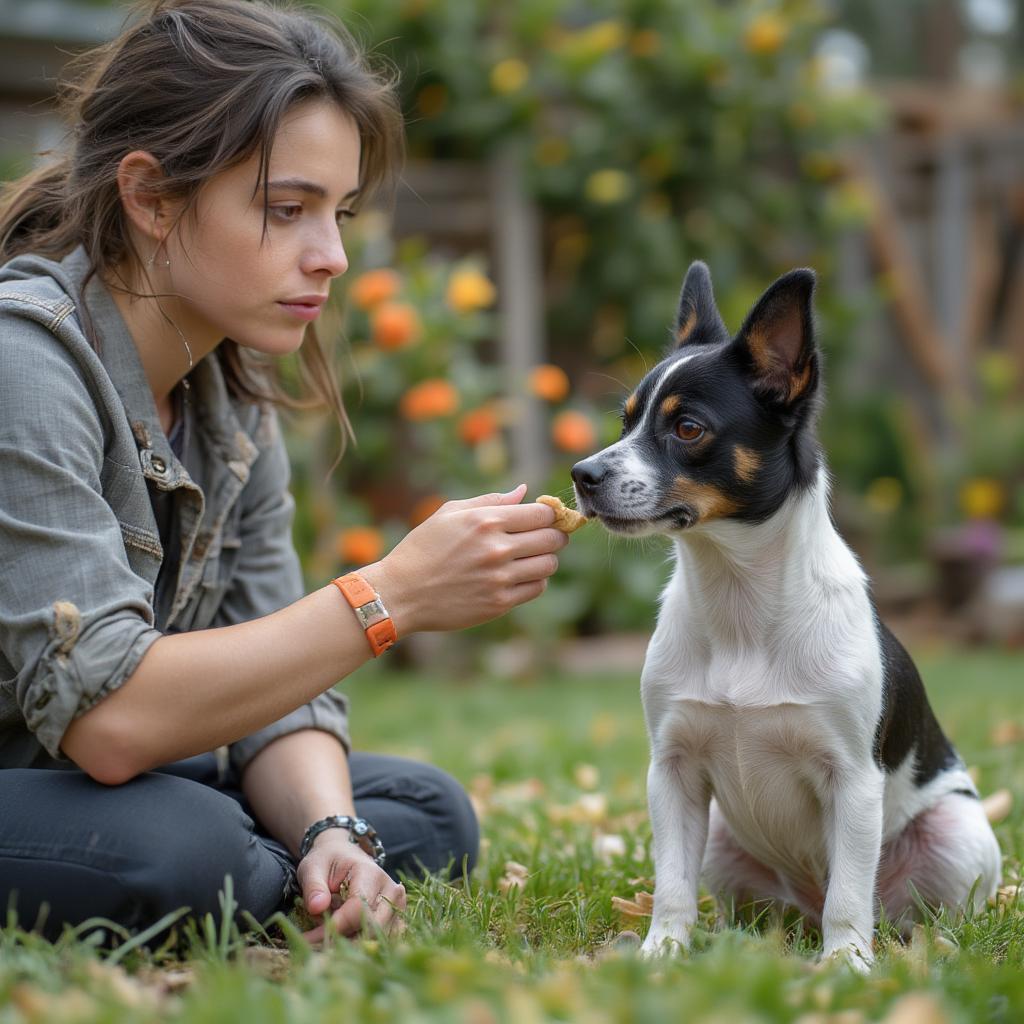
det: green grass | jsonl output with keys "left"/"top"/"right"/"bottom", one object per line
{"left": 3, "top": 646, "right": 1023, "bottom": 1022}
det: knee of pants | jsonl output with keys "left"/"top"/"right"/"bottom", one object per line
{"left": 357, "top": 757, "right": 480, "bottom": 881}
{"left": 418, "top": 762, "right": 480, "bottom": 879}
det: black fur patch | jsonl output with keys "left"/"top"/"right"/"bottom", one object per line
{"left": 872, "top": 607, "right": 959, "bottom": 785}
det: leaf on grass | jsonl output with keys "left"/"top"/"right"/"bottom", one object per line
{"left": 498, "top": 860, "right": 529, "bottom": 894}
{"left": 990, "top": 884, "right": 1021, "bottom": 909}
{"left": 611, "top": 893, "right": 653, "bottom": 919}
{"left": 879, "top": 992, "right": 950, "bottom": 1024}
{"left": 990, "top": 720, "right": 1024, "bottom": 746}
{"left": 573, "top": 763, "right": 600, "bottom": 790}
{"left": 981, "top": 788, "right": 1013, "bottom": 824}
{"left": 241, "top": 946, "right": 291, "bottom": 981}
{"left": 592, "top": 833, "right": 626, "bottom": 863}
{"left": 84, "top": 960, "right": 160, "bottom": 1009}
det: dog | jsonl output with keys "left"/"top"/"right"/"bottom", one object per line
{"left": 570, "top": 262, "right": 1001, "bottom": 968}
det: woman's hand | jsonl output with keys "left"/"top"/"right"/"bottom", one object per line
{"left": 298, "top": 833, "right": 406, "bottom": 942}
{"left": 362, "top": 484, "right": 569, "bottom": 635}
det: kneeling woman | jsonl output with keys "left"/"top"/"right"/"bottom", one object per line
{"left": 0, "top": 0, "right": 568, "bottom": 943}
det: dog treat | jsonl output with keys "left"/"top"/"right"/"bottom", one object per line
{"left": 537, "top": 494, "right": 588, "bottom": 534}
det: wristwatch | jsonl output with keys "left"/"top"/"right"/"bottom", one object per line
{"left": 299, "top": 814, "right": 386, "bottom": 866}
{"left": 331, "top": 571, "right": 397, "bottom": 657}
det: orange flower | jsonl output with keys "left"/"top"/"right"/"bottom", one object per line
{"left": 350, "top": 269, "right": 401, "bottom": 310}
{"left": 552, "top": 410, "right": 596, "bottom": 453}
{"left": 458, "top": 406, "right": 501, "bottom": 446}
{"left": 528, "top": 364, "right": 570, "bottom": 403}
{"left": 409, "top": 494, "right": 446, "bottom": 527}
{"left": 400, "top": 379, "right": 459, "bottom": 420}
{"left": 446, "top": 268, "right": 496, "bottom": 313}
{"left": 371, "top": 302, "right": 422, "bottom": 351}
{"left": 335, "top": 526, "right": 384, "bottom": 565}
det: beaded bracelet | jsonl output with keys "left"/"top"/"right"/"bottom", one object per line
{"left": 299, "top": 814, "right": 386, "bottom": 866}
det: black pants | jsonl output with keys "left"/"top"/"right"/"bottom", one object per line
{"left": 0, "top": 752, "right": 478, "bottom": 941}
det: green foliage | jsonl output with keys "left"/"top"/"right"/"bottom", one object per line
{"left": 282, "top": 0, "right": 896, "bottom": 643}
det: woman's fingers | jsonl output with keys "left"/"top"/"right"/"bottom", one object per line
{"left": 506, "top": 553, "right": 560, "bottom": 585}
{"left": 507, "top": 528, "right": 568, "bottom": 560}
{"left": 301, "top": 874, "right": 406, "bottom": 943}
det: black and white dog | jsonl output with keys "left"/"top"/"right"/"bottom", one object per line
{"left": 571, "top": 263, "right": 1001, "bottom": 968}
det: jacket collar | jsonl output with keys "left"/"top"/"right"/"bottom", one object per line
{"left": 60, "top": 246, "right": 258, "bottom": 486}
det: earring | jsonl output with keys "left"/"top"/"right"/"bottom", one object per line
{"left": 147, "top": 250, "right": 171, "bottom": 269}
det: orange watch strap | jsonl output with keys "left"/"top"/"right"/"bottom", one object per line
{"left": 366, "top": 619, "right": 397, "bottom": 657}
{"left": 331, "top": 572, "right": 397, "bottom": 657}
{"left": 333, "top": 573, "right": 376, "bottom": 609}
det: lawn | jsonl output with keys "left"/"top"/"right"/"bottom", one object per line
{"left": 2, "top": 646, "right": 1022, "bottom": 1023}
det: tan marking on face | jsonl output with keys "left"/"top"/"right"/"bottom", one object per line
{"left": 733, "top": 446, "right": 761, "bottom": 483}
{"left": 660, "top": 394, "right": 680, "bottom": 417}
{"left": 676, "top": 307, "right": 698, "bottom": 344}
{"left": 670, "top": 477, "right": 740, "bottom": 523}
{"left": 624, "top": 393, "right": 638, "bottom": 419}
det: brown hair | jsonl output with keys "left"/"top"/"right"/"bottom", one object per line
{"left": 0, "top": 0, "right": 405, "bottom": 448}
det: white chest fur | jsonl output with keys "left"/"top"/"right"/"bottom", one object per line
{"left": 641, "top": 471, "right": 886, "bottom": 884}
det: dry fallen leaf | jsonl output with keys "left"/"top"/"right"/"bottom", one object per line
{"left": 592, "top": 833, "right": 626, "bottom": 863}
{"left": 990, "top": 720, "right": 1024, "bottom": 746}
{"left": 573, "top": 763, "right": 600, "bottom": 790}
{"left": 982, "top": 788, "right": 1013, "bottom": 824}
{"left": 498, "top": 860, "right": 529, "bottom": 894}
{"left": 879, "top": 992, "right": 950, "bottom": 1024}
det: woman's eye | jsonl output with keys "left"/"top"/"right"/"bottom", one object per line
{"left": 336, "top": 209, "right": 355, "bottom": 226}
{"left": 271, "top": 204, "right": 302, "bottom": 222}
{"left": 674, "top": 419, "right": 704, "bottom": 442}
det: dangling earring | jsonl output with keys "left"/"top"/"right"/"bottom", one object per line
{"left": 146, "top": 249, "right": 171, "bottom": 269}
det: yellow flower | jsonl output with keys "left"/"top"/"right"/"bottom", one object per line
{"left": 446, "top": 267, "right": 496, "bottom": 312}
{"left": 584, "top": 169, "right": 632, "bottom": 204}
{"left": 490, "top": 58, "right": 529, "bottom": 95}
{"left": 865, "top": 477, "right": 903, "bottom": 515}
{"left": 582, "top": 19, "right": 626, "bottom": 54}
{"left": 535, "top": 137, "right": 570, "bottom": 166}
{"left": 960, "top": 478, "right": 1005, "bottom": 520}
{"left": 744, "top": 13, "right": 788, "bottom": 55}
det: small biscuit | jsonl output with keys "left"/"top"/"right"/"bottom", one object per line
{"left": 537, "top": 495, "right": 588, "bottom": 534}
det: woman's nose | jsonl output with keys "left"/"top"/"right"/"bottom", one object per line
{"left": 304, "top": 226, "right": 349, "bottom": 279}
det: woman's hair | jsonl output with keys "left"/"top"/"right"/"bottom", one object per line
{"left": 0, "top": 0, "right": 404, "bottom": 448}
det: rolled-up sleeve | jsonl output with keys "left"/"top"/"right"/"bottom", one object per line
{"left": 214, "top": 405, "right": 351, "bottom": 774}
{"left": 0, "top": 326, "right": 163, "bottom": 761}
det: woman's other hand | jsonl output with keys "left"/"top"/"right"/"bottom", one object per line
{"left": 298, "top": 834, "right": 406, "bottom": 942}
{"left": 362, "top": 484, "right": 569, "bottom": 635}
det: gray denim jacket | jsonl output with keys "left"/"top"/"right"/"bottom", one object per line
{"left": 0, "top": 245, "right": 350, "bottom": 772}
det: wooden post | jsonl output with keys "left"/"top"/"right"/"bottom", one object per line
{"left": 491, "top": 144, "right": 548, "bottom": 487}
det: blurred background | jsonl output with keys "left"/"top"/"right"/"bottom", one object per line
{"left": 2, "top": 0, "right": 1023, "bottom": 674}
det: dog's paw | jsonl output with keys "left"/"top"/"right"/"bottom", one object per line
{"left": 639, "top": 928, "right": 690, "bottom": 959}
{"left": 818, "top": 944, "right": 874, "bottom": 974}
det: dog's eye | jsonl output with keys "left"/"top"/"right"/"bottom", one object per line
{"left": 674, "top": 419, "right": 704, "bottom": 442}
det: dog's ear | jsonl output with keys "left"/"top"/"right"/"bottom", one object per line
{"left": 672, "top": 261, "right": 729, "bottom": 349}
{"left": 734, "top": 268, "right": 817, "bottom": 405}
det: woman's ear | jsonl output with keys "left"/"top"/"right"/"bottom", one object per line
{"left": 115, "top": 151, "right": 177, "bottom": 245}
{"left": 733, "top": 268, "right": 818, "bottom": 405}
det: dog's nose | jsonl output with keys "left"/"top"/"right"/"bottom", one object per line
{"left": 571, "top": 457, "right": 607, "bottom": 495}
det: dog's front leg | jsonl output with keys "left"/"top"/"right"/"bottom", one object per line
{"left": 641, "top": 753, "right": 710, "bottom": 957}
{"left": 821, "top": 770, "right": 884, "bottom": 971}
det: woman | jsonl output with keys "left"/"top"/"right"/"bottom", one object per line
{"left": 0, "top": 0, "right": 567, "bottom": 944}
